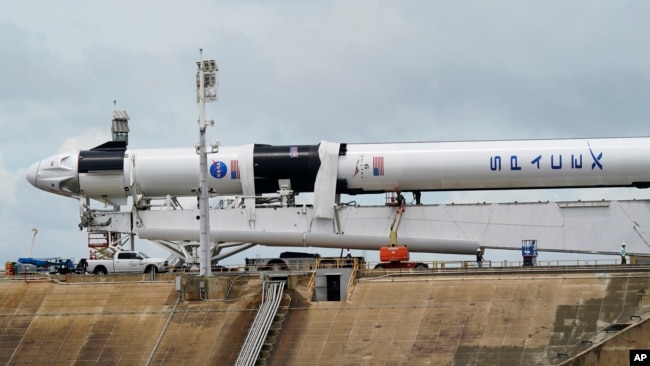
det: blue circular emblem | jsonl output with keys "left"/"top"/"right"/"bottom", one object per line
{"left": 210, "top": 161, "right": 227, "bottom": 179}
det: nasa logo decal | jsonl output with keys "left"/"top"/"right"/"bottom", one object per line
{"left": 210, "top": 161, "right": 228, "bottom": 179}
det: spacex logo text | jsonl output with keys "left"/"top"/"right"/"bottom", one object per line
{"left": 489, "top": 143, "right": 603, "bottom": 172}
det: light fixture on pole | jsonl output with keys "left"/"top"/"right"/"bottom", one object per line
{"left": 196, "top": 49, "right": 218, "bottom": 277}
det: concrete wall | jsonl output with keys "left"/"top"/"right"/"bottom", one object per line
{"left": 2, "top": 269, "right": 650, "bottom": 365}
{"left": 271, "top": 272, "right": 650, "bottom": 366}
{"left": 561, "top": 318, "right": 650, "bottom": 366}
{"left": 0, "top": 276, "right": 262, "bottom": 365}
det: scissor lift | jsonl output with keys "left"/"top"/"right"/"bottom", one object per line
{"left": 522, "top": 240, "right": 538, "bottom": 267}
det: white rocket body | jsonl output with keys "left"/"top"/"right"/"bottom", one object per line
{"left": 26, "top": 137, "right": 650, "bottom": 205}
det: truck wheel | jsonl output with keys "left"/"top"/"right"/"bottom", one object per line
{"left": 94, "top": 266, "right": 107, "bottom": 275}
{"left": 266, "top": 260, "right": 289, "bottom": 271}
{"left": 415, "top": 263, "right": 429, "bottom": 269}
{"left": 374, "top": 264, "right": 385, "bottom": 269}
{"left": 145, "top": 265, "right": 157, "bottom": 274}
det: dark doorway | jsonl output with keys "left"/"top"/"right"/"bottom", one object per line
{"left": 326, "top": 274, "right": 341, "bottom": 301}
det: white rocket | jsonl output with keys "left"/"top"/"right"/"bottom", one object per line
{"left": 26, "top": 137, "right": 650, "bottom": 205}
{"left": 25, "top": 136, "right": 650, "bottom": 258}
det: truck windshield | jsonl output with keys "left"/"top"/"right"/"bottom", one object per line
{"left": 138, "top": 252, "right": 150, "bottom": 258}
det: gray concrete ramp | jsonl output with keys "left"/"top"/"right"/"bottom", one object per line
{"left": 270, "top": 272, "right": 650, "bottom": 366}
{"left": 0, "top": 280, "right": 176, "bottom": 364}
{"left": 2, "top": 270, "right": 650, "bottom": 365}
{"left": 151, "top": 297, "right": 260, "bottom": 365}
{"left": 0, "top": 276, "right": 262, "bottom": 365}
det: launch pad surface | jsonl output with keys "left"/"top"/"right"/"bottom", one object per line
{"left": 1, "top": 266, "right": 649, "bottom": 365}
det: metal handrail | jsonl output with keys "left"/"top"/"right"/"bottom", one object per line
{"left": 306, "top": 271, "right": 316, "bottom": 302}
{"left": 210, "top": 257, "right": 634, "bottom": 275}
{"left": 345, "top": 259, "right": 359, "bottom": 302}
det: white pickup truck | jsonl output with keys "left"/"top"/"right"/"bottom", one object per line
{"left": 87, "top": 251, "right": 169, "bottom": 275}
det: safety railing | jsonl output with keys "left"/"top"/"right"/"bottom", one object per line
{"left": 362, "top": 258, "right": 625, "bottom": 270}
{"left": 169, "top": 257, "right": 634, "bottom": 275}
{"left": 306, "top": 271, "right": 316, "bottom": 302}
{"left": 345, "top": 259, "right": 359, "bottom": 302}
{"left": 235, "top": 281, "right": 286, "bottom": 366}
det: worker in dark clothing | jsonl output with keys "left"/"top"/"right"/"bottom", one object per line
{"left": 476, "top": 248, "right": 484, "bottom": 268}
{"left": 413, "top": 191, "right": 421, "bottom": 205}
{"left": 396, "top": 193, "right": 406, "bottom": 206}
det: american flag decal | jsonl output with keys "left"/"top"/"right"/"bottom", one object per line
{"left": 230, "top": 160, "right": 240, "bottom": 179}
{"left": 373, "top": 156, "right": 384, "bottom": 176}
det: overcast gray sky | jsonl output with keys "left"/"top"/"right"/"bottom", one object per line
{"left": 3, "top": 1, "right": 650, "bottom": 265}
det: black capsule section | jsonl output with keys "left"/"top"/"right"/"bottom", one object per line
{"left": 78, "top": 141, "right": 126, "bottom": 173}
{"left": 252, "top": 144, "right": 321, "bottom": 193}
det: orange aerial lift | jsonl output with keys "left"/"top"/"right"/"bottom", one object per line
{"left": 374, "top": 192, "right": 428, "bottom": 269}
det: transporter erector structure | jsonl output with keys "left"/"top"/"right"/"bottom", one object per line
{"left": 25, "top": 119, "right": 650, "bottom": 265}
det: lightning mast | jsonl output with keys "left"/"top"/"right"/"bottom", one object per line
{"left": 196, "top": 49, "right": 218, "bottom": 276}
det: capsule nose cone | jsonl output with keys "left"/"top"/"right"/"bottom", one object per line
{"left": 26, "top": 161, "right": 40, "bottom": 187}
